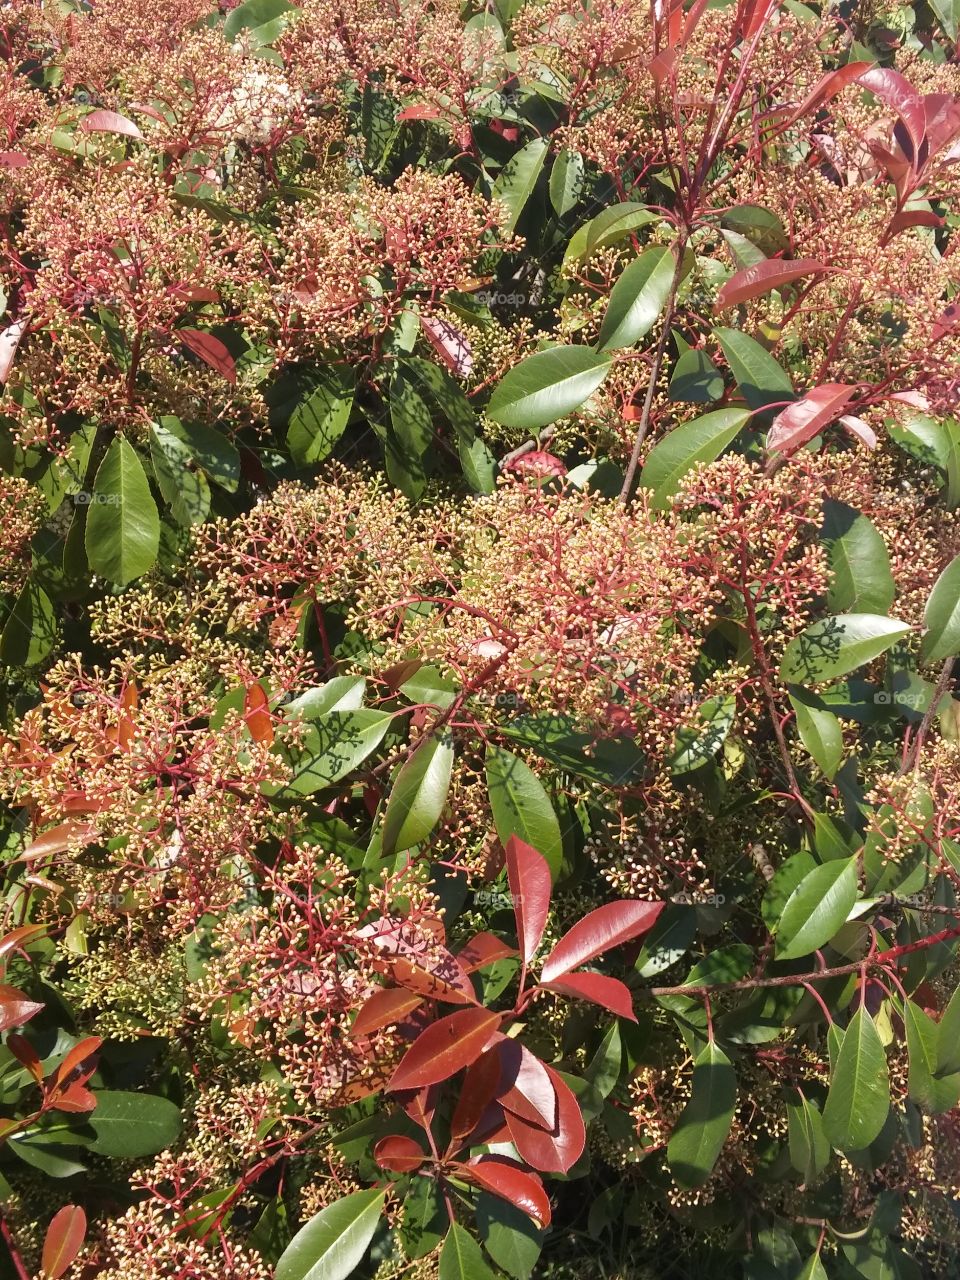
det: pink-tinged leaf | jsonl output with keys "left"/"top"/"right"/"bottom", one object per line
{"left": 505, "top": 835, "right": 552, "bottom": 965}
{"left": 398, "top": 105, "right": 442, "bottom": 121}
{"left": 21, "top": 821, "right": 95, "bottom": 862}
{"left": 740, "top": 0, "right": 778, "bottom": 41}
{"left": 498, "top": 1042, "right": 557, "bottom": 1131}
{"left": 243, "top": 682, "right": 274, "bottom": 745}
{"left": 450, "top": 1046, "right": 502, "bottom": 1144}
{"left": 0, "top": 318, "right": 27, "bottom": 385}
{"left": 922, "top": 94, "right": 960, "bottom": 158}
{"left": 932, "top": 305, "right": 960, "bottom": 342}
{"left": 649, "top": 49, "right": 678, "bottom": 86}
{"left": 127, "top": 101, "right": 165, "bottom": 122}
{"left": 791, "top": 62, "right": 873, "bottom": 121}
{"left": 716, "top": 258, "right": 828, "bottom": 310}
{"left": 540, "top": 900, "right": 664, "bottom": 983}
{"left": 504, "top": 1065, "right": 585, "bottom": 1174}
{"left": 420, "top": 315, "right": 474, "bottom": 377}
{"left": 49, "top": 1036, "right": 103, "bottom": 1091}
{"left": 839, "top": 414, "right": 877, "bottom": 450}
{"left": 374, "top": 1135, "right": 427, "bottom": 1172}
{"left": 0, "top": 152, "right": 29, "bottom": 167}
{"left": 504, "top": 451, "right": 567, "bottom": 479}
{"left": 887, "top": 209, "right": 944, "bottom": 236}
{"left": 174, "top": 285, "right": 220, "bottom": 303}
{"left": 0, "top": 924, "right": 48, "bottom": 963}
{"left": 80, "top": 109, "right": 143, "bottom": 140}
{"left": 766, "top": 383, "right": 856, "bottom": 455}
{"left": 367, "top": 925, "right": 479, "bottom": 1005}
{"left": 42, "top": 1205, "right": 87, "bottom": 1280}
{"left": 179, "top": 329, "right": 237, "bottom": 384}
{"left": 858, "top": 67, "right": 926, "bottom": 163}
{"left": 388, "top": 1007, "right": 501, "bottom": 1091}
{"left": 888, "top": 389, "right": 931, "bottom": 409}
{"left": 0, "top": 984, "right": 44, "bottom": 1033}
{"left": 353, "top": 987, "right": 424, "bottom": 1037}
{"left": 680, "top": 0, "right": 711, "bottom": 45}
{"left": 50, "top": 1082, "right": 97, "bottom": 1113}
{"left": 543, "top": 971, "right": 638, "bottom": 1022}
{"left": 7, "top": 1034, "right": 43, "bottom": 1085}
{"left": 457, "top": 1156, "right": 552, "bottom": 1227}
{"left": 457, "top": 932, "right": 518, "bottom": 973}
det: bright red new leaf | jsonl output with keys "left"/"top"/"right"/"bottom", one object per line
{"left": 505, "top": 835, "right": 552, "bottom": 964}
{"left": 80, "top": 108, "right": 143, "bottom": 139}
{"left": 539, "top": 900, "right": 664, "bottom": 984}
{"left": 374, "top": 1135, "right": 427, "bottom": 1172}
{"left": 450, "top": 1046, "right": 502, "bottom": 1144}
{"left": 457, "top": 1155, "right": 552, "bottom": 1227}
{"left": 543, "top": 971, "right": 638, "bottom": 1022}
{"left": 243, "top": 683, "right": 274, "bottom": 745}
{"left": 179, "top": 330, "right": 237, "bottom": 384}
{"left": 387, "top": 1007, "right": 501, "bottom": 1091}
{"left": 497, "top": 1041, "right": 556, "bottom": 1131}
{"left": 42, "top": 1205, "right": 87, "bottom": 1280}
{"left": 0, "top": 985, "right": 44, "bottom": 1033}
{"left": 766, "top": 383, "right": 856, "bottom": 455}
{"left": 457, "top": 931, "right": 518, "bottom": 973}
{"left": 504, "top": 1065, "right": 585, "bottom": 1174}
{"left": 353, "top": 987, "right": 424, "bottom": 1037}
{"left": 858, "top": 67, "right": 926, "bottom": 163}
{"left": 716, "top": 258, "right": 828, "bottom": 310}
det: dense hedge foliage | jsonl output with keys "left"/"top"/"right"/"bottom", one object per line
{"left": 3, "top": 0, "right": 960, "bottom": 1277}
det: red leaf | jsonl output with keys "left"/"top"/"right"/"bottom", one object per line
{"left": 21, "top": 821, "right": 95, "bottom": 862}
{"left": 766, "top": 383, "right": 856, "bottom": 455}
{"left": 388, "top": 1008, "right": 501, "bottom": 1091}
{"left": 791, "top": 62, "right": 873, "bottom": 121}
{"left": 0, "top": 985, "right": 44, "bottom": 1033}
{"left": 740, "top": 0, "right": 778, "bottom": 41}
{"left": 7, "top": 1034, "right": 43, "bottom": 1084}
{"left": 839, "top": 414, "right": 877, "bottom": 450}
{"left": 505, "top": 835, "right": 552, "bottom": 965}
{"left": 42, "top": 1205, "right": 87, "bottom": 1280}
{"left": 397, "top": 105, "right": 442, "bottom": 121}
{"left": 243, "top": 683, "right": 274, "bottom": 745}
{"left": 504, "top": 451, "right": 567, "bottom": 479}
{"left": 543, "top": 971, "right": 637, "bottom": 1021}
{"left": 50, "top": 1036, "right": 103, "bottom": 1091}
{"left": 0, "top": 152, "right": 29, "bottom": 167}
{"left": 497, "top": 1041, "right": 556, "bottom": 1131}
{"left": 353, "top": 987, "right": 424, "bottom": 1037}
{"left": 51, "top": 1081, "right": 98, "bottom": 1113}
{"left": 0, "top": 317, "right": 27, "bottom": 384}
{"left": 0, "top": 924, "right": 48, "bottom": 963}
{"left": 888, "top": 389, "right": 930, "bottom": 409}
{"left": 80, "top": 109, "right": 143, "bottom": 140}
{"left": 374, "top": 1135, "right": 427, "bottom": 1172}
{"left": 887, "top": 209, "right": 944, "bottom": 236}
{"left": 456, "top": 1156, "right": 552, "bottom": 1227}
{"left": 858, "top": 68, "right": 926, "bottom": 163}
{"left": 450, "top": 1045, "right": 502, "bottom": 1144}
{"left": 923, "top": 94, "right": 960, "bottom": 160}
{"left": 649, "top": 49, "right": 678, "bottom": 87}
{"left": 716, "top": 258, "right": 828, "bottom": 309}
{"left": 420, "top": 315, "right": 473, "bottom": 377}
{"left": 179, "top": 329, "right": 237, "bottom": 384}
{"left": 540, "top": 900, "right": 664, "bottom": 983}
{"left": 457, "top": 932, "right": 518, "bottom": 973}
{"left": 504, "top": 1066, "right": 585, "bottom": 1174}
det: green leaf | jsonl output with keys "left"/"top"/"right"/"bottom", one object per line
{"left": 821, "top": 500, "right": 895, "bottom": 614}
{"left": 86, "top": 1091, "right": 182, "bottom": 1157}
{"left": 485, "top": 744, "right": 562, "bottom": 879}
{"left": 904, "top": 999, "right": 960, "bottom": 1113}
{"left": 937, "top": 983, "right": 960, "bottom": 1076}
{"left": 382, "top": 732, "right": 455, "bottom": 854}
{"left": 267, "top": 711, "right": 394, "bottom": 795}
{"left": 563, "top": 203, "right": 660, "bottom": 267}
{"left": 930, "top": 0, "right": 959, "bottom": 40}
{"left": 787, "top": 1092, "right": 830, "bottom": 1183}
{"left": 797, "top": 1252, "right": 829, "bottom": 1280}
{"left": 789, "top": 693, "right": 843, "bottom": 780}
{"left": 287, "top": 372, "right": 354, "bottom": 465}
{"left": 85, "top": 437, "right": 160, "bottom": 586}
{"left": 477, "top": 1195, "right": 543, "bottom": 1279}
{"left": 669, "top": 346, "right": 724, "bottom": 403}
{"left": 779, "top": 614, "right": 911, "bottom": 684}
{"left": 549, "top": 149, "right": 584, "bottom": 218}
{"left": 486, "top": 346, "right": 612, "bottom": 431}
{"left": 439, "top": 1222, "right": 497, "bottom": 1280}
{"left": 491, "top": 139, "right": 548, "bottom": 235}
{"left": 223, "top": 0, "right": 296, "bottom": 43}
{"left": 887, "top": 413, "right": 950, "bottom": 470}
{"left": 275, "top": 1189, "right": 385, "bottom": 1280}
{"left": 283, "top": 677, "right": 366, "bottom": 719}
{"left": 150, "top": 421, "right": 211, "bottom": 527}
{"left": 156, "top": 416, "right": 240, "bottom": 492}
{"left": 714, "top": 327, "right": 794, "bottom": 412}
{"left": 762, "top": 851, "right": 817, "bottom": 932}
{"left": 774, "top": 856, "right": 858, "bottom": 959}
{"left": 0, "top": 577, "right": 57, "bottom": 668}
{"left": 400, "top": 1179, "right": 449, "bottom": 1262}
{"left": 597, "top": 247, "right": 675, "bottom": 351}
{"left": 823, "top": 1007, "right": 890, "bottom": 1151}
{"left": 667, "top": 1041, "right": 737, "bottom": 1188}
{"left": 920, "top": 553, "right": 960, "bottom": 665}
{"left": 669, "top": 694, "right": 736, "bottom": 775}
{"left": 640, "top": 408, "right": 752, "bottom": 510}
{"left": 390, "top": 365, "right": 434, "bottom": 457}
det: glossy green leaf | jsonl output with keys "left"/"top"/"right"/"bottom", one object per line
{"left": 774, "top": 856, "right": 858, "bottom": 959}
{"left": 439, "top": 1222, "right": 497, "bottom": 1280}
{"left": 283, "top": 677, "right": 366, "bottom": 718}
{"left": 823, "top": 1008, "right": 890, "bottom": 1151}
{"left": 821, "top": 500, "right": 895, "bottom": 614}
{"left": 779, "top": 614, "right": 911, "bottom": 684}
{"left": 86, "top": 1091, "right": 182, "bottom": 1157}
{"left": 491, "top": 139, "right": 548, "bottom": 234}
{"left": 84, "top": 437, "right": 160, "bottom": 586}
{"left": 904, "top": 998, "right": 960, "bottom": 1112}
{"left": 485, "top": 744, "right": 562, "bottom": 879}
{"left": 787, "top": 1092, "right": 830, "bottom": 1183}
{"left": 382, "top": 732, "right": 454, "bottom": 854}
{"left": 0, "top": 577, "right": 57, "bottom": 668}
{"left": 669, "top": 694, "right": 736, "bottom": 774}
{"left": 287, "top": 372, "right": 354, "bottom": 465}
{"left": 275, "top": 1189, "right": 385, "bottom": 1280}
{"left": 789, "top": 694, "right": 843, "bottom": 780}
{"left": 477, "top": 1195, "right": 543, "bottom": 1279}
{"left": 549, "top": 149, "right": 584, "bottom": 217}
{"left": 930, "top": 0, "right": 959, "bottom": 41}
{"left": 597, "top": 247, "right": 675, "bottom": 351}
{"left": 937, "top": 983, "right": 960, "bottom": 1076}
{"left": 150, "top": 420, "right": 211, "bottom": 527}
{"left": 714, "top": 327, "right": 794, "bottom": 411}
{"left": 920, "top": 553, "right": 960, "bottom": 665}
{"left": 267, "top": 711, "right": 394, "bottom": 795}
{"left": 486, "top": 346, "right": 612, "bottom": 431}
{"left": 562, "top": 203, "right": 659, "bottom": 266}
{"left": 667, "top": 1041, "right": 737, "bottom": 1187}
{"left": 761, "top": 851, "right": 817, "bottom": 932}
{"left": 640, "top": 408, "right": 752, "bottom": 510}
{"left": 796, "top": 1252, "right": 828, "bottom": 1280}
{"left": 669, "top": 346, "right": 724, "bottom": 403}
